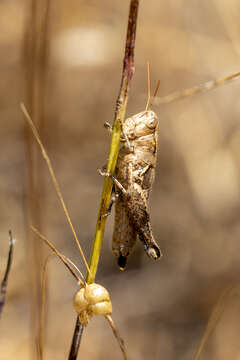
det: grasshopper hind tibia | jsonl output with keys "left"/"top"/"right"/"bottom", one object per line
{"left": 144, "top": 244, "right": 162, "bottom": 260}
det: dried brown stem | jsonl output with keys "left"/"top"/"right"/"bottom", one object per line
{"left": 21, "top": 103, "right": 91, "bottom": 276}
{"left": 39, "top": 254, "right": 53, "bottom": 360}
{"left": 105, "top": 315, "right": 128, "bottom": 360}
{"left": 0, "top": 231, "right": 15, "bottom": 318}
{"left": 69, "top": 1, "right": 140, "bottom": 359}
{"left": 154, "top": 70, "right": 240, "bottom": 105}
{"left": 23, "top": 1, "right": 51, "bottom": 357}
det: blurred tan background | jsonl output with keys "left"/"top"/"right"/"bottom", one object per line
{"left": 1, "top": 0, "right": 240, "bottom": 359}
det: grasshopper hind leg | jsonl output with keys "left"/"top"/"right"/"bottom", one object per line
{"left": 124, "top": 183, "right": 162, "bottom": 262}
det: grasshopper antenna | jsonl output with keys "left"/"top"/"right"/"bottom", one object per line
{"left": 145, "top": 62, "right": 161, "bottom": 111}
{"left": 145, "top": 62, "right": 151, "bottom": 110}
{"left": 152, "top": 80, "right": 161, "bottom": 103}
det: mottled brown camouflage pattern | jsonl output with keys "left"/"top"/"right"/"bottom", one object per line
{"left": 112, "top": 110, "right": 162, "bottom": 269}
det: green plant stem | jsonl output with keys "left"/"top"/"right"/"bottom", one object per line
{"left": 68, "top": 1, "right": 140, "bottom": 359}
{"left": 87, "top": 0, "right": 139, "bottom": 284}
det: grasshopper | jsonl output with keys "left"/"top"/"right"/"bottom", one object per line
{"left": 102, "top": 69, "right": 162, "bottom": 270}
{"left": 112, "top": 107, "right": 162, "bottom": 270}
{"left": 103, "top": 68, "right": 240, "bottom": 270}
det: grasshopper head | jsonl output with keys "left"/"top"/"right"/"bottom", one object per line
{"left": 124, "top": 110, "right": 159, "bottom": 140}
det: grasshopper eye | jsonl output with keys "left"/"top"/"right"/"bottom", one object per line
{"left": 128, "top": 129, "right": 136, "bottom": 139}
{"left": 146, "top": 111, "right": 158, "bottom": 129}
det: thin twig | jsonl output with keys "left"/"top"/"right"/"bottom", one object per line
{"left": 105, "top": 315, "right": 128, "bottom": 360}
{"left": 69, "top": 1, "right": 140, "bottom": 359}
{"left": 68, "top": 318, "right": 84, "bottom": 360}
{"left": 0, "top": 231, "right": 15, "bottom": 318}
{"left": 154, "top": 70, "right": 240, "bottom": 105}
{"left": 39, "top": 254, "right": 54, "bottom": 360}
{"left": 23, "top": 2, "right": 50, "bottom": 356}
{"left": 194, "top": 285, "right": 235, "bottom": 360}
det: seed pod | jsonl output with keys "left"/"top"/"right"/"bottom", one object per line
{"left": 91, "top": 301, "right": 112, "bottom": 316}
{"left": 73, "top": 287, "right": 88, "bottom": 314}
{"left": 84, "top": 283, "right": 110, "bottom": 304}
{"left": 73, "top": 283, "right": 112, "bottom": 326}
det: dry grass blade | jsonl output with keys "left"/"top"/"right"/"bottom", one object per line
{"left": 154, "top": 70, "right": 240, "bottom": 105}
{"left": 31, "top": 225, "right": 84, "bottom": 286}
{"left": 39, "top": 254, "right": 54, "bottom": 360}
{"left": 0, "top": 231, "right": 15, "bottom": 318}
{"left": 20, "top": 103, "right": 91, "bottom": 276}
{"left": 105, "top": 315, "right": 128, "bottom": 360}
{"left": 194, "top": 285, "right": 235, "bottom": 360}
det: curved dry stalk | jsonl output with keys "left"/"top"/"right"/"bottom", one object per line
{"left": 0, "top": 231, "right": 15, "bottom": 318}
{"left": 23, "top": 2, "right": 51, "bottom": 356}
{"left": 39, "top": 253, "right": 84, "bottom": 360}
{"left": 63, "top": 256, "right": 85, "bottom": 283}
{"left": 31, "top": 226, "right": 84, "bottom": 286}
{"left": 21, "top": 103, "right": 91, "bottom": 276}
{"left": 194, "top": 285, "right": 235, "bottom": 360}
{"left": 105, "top": 315, "right": 128, "bottom": 360}
{"left": 39, "top": 254, "right": 54, "bottom": 360}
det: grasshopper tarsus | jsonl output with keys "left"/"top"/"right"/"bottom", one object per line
{"left": 104, "top": 122, "right": 112, "bottom": 132}
{"left": 98, "top": 169, "right": 127, "bottom": 195}
{"left": 144, "top": 244, "right": 162, "bottom": 260}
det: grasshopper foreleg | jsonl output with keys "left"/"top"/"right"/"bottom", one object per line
{"left": 104, "top": 121, "right": 133, "bottom": 151}
{"left": 104, "top": 190, "right": 119, "bottom": 218}
{"left": 104, "top": 122, "right": 112, "bottom": 133}
{"left": 98, "top": 169, "right": 127, "bottom": 195}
